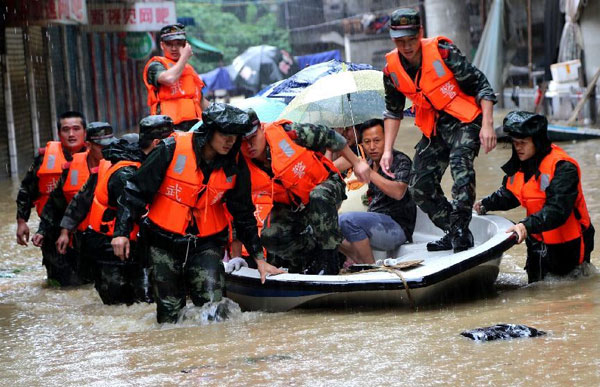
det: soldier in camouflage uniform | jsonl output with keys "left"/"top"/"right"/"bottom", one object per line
{"left": 111, "top": 104, "right": 282, "bottom": 323}
{"left": 241, "top": 115, "right": 370, "bottom": 274}
{"left": 33, "top": 122, "right": 116, "bottom": 285}
{"left": 16, "top": 111, "right": 87, "bottom": 286}
{"left": 56, "top": 117, "right": 171, "bottom": 304}
{"left": 381, "top": 8, "right": 497, "bottom": 252}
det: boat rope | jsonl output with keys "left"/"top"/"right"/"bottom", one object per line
{"left": 346, "top": 264, "right": 417, "bottom": 310}
{"left": 383, "top": 266, "right": 415, "bottom": 310}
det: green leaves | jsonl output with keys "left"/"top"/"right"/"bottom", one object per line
{"left": 176, "top": 2, "right": 290, "bottom": 73}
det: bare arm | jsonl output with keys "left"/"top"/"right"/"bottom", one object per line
{"left": 381, "top": 118, "right": 401, "bottom": 177}
{"left": 369, "top": 168, "right": 408, "bottom": 201}
{"left": 333, "top": 156, "right": 352, "bottom": 172}
{"left": 479, "top": 99, "right": 496, "bottom": 153}
{"left": 338, "top": 145, "right": 370, "bottom": 183}
{"left": 157, "top": 43, "right": 193, "bottom": 85}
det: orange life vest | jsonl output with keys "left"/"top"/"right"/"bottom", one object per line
{"left": 143, "top": 56, "right": 205, "bottom": 125}
{"left": 506, "top": 145, "right": 591, "bottom": 262}
{"left": 147, "top": 132, "right": 236, "bottom": 237}
{"left": 88, "top": 159, "right": 141, "bottom": 240}
{"left": 62, "top": 151, "right": 91, "bottom": 204}
{"left": 260, "top": 120, "right": 337, "bottom": 207}
{"left": 34, "top": 142, "right": 69, "bottom": 216}
{"left": 385, "top": 36, "right": 482, "bottom": 138}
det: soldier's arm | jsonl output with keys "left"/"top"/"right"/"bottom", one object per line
{"left": 439, "top": 41, "right": 496, "bottom": 104}
{"left": 157, "top": 43, "right": 193, "bottom": 85}
{"left": 107, "top": 166, "right": 138, "bottom": 207}
{"left": 146, "top": 61, "right": 167, "bottom": 88}
{"left": 16, "top": 155, "right": 43, "bottom": 222}
{"left": 285, "top": 122, "right": 347, "bottom": 153}
{"left": 113, "top": 140, "right": 174, "bottom": 237}
{"left": 224, "top": 156, "right": 263, "bottom": 260}
{"left": 382, "top": 64, "right": 406, "bottom": 120}
{"left": 59, "top": 174, "right": 97, "bottom": 232}
{"left": 521, "top": 161, "right": 579, "bottom": 235}
{"left": 37, "top": 170, "right": 69, "bottom": 236}
{"left": 480, "top": 175, "right": 521, "bottom": 212}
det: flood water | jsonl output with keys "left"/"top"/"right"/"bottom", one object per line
{"left": 1, "top": 122, "right": 599, "bottom": 386}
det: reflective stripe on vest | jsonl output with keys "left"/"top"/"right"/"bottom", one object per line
{"left": 35, "top": 142, "right": 69, "bottom": 216}
{"left": 506, "top": 145, "right": 591, "bottom": 261}
{"left": 384, "top": 36, "right": 481, "bottom": 138}
{"left": 88, "top": 159, "right": 141, "bottom": 239}
{"left": 263, "top": 120, "right": 335, "bottom": 206}
{"left": 147, "top": 132, "right": 236, "bottom": 237}
{"left": 143, "top": 56, "right": 205, "bottom": 124}
{"left": 62, "top": 151, "right": 91, "bottom": 204}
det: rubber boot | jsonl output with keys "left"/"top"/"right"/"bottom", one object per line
{"left": 426, "top": 233, "right": 453, "bottom": 252}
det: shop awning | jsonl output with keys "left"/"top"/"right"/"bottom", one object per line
{"left": 187, "top": 36, "right": 223, "bottom": 62}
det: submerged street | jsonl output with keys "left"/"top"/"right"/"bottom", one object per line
{"left": 1, "top": 127, "right": 599, "bottom": 386}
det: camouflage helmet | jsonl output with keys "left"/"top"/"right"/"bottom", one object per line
{"left": 503, "top": 111, "right": 548, "bottom": 139}
{"left": 86, "top": 122, "right": 116, "bottom": 146}
{"left": 139, "top": 115, "right": 174, "bottom": 142}
{"left": 160, "top": 23, "right": 186, "bottom": 41}
{"left": 390, "top": 8, "right": 421, "bottom": 39}
{"left": 202, "top": 103, "right": 255, "bottom": 136}
{"left": 242, "top": 108, "right": 261, "bottom": 139}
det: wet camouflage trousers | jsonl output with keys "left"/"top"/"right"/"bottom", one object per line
{"left": 42, "top": 230, "right": 92, "bottom": 287}
{"left": 148, "top": 239, "right": 225, "bottom": 324}
{"left": 261, "top": 173, "right": 347, "bottom": 268}
{"left": 82, "top": 231, "right": 150, "bottom": 305}
{"left": 409, "top": 122, "right": 480, "bottom": 232}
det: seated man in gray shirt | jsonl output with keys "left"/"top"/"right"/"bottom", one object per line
{"left": 334, "top": 119, "right": 416, "bottom": 265}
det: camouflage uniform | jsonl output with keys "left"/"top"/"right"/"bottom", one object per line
{"left": 113, "top": 106, "right": 262, "bottom": 323}
{"left": 17, "top": 145, "right": 88, "bottom": 286}
{"left": 37, "top": 166, "right": 93, "bottom": 285}
{"left": 60, "top": 139, "right": 150, "bottom": 304}
{"left": 253, "top": 122, "right": 348, "bottom": 273}
{"left": 383, "top": 40, "right": 496, "bottom": 234}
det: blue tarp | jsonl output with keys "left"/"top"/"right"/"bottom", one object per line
{"left": 258, "top": 59, "right": 373, "bottom": 104}
{"left": 295, "top": 50, "right": 342, "bottom": 69}
{"left": 200, "top": 67, "right": 235, "bottom": 91}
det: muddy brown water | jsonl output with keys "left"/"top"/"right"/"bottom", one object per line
{"left": 1, "top": 122, "right": 599, "bottom": 386}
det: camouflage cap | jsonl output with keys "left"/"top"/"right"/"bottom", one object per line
{"left": 242, "top": 108, "right": 261, "bottom": 139}
{"left": 139, "top": 115, "right": 174, "bottom": 141}
{"left": 390, "top": 8, "right": 421, "bottom": 39}
{"left": 202, "top": 103, "right": 255, "bottom": 136}
{"left": 503, "top": 111, "right": 548, "bottom": 139}
{"left": 87, "top": 122, "right": 116, "bottom": 146}
{"left": 160, "top": 23, "right": 186, "bottom": 41}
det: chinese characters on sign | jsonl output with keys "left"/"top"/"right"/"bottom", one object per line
{"left": 86, "top": 2, "right": 176, "bottom": 32}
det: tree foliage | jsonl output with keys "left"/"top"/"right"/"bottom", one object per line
{"left": 175, "top": 1, "right": 291, "bottom": 73}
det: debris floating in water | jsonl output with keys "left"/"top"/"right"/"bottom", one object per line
{"left": 461, "top": 324, "right": 546, "bottom": 341}
{"left": 178, "top": 298, "right": 242, "bottom": 324}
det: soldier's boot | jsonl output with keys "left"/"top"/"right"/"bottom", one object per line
{"left": 426, "top": 233, "right": 453, "bottom": 252}
{"left": 450, "top": 212, "right": 474, "bottom": 253}
{"left": 452, "top": 227, "right": 474, "bottom": 253}
{"left": 304, "top": 249, "right": 341, "bottom": 275}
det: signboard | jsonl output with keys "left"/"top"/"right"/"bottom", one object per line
{"left": 86, "top": 1, "right": 177, "bottom": 32}
{"left": 6, "top": 0, "right": 87, "bottom": 25}
{"left": 124, "top": 32, "right": 154, "bottom": 61}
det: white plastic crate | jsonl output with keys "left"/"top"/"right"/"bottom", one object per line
{"left": 550, "top": 60, "right": 581, "bottom": 83}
